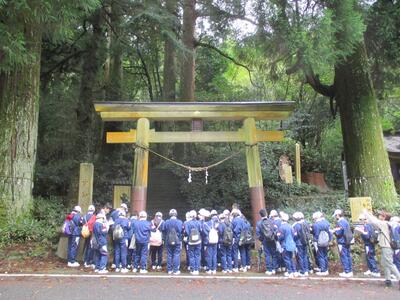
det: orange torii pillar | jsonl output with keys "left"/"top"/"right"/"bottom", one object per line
{"left": 243, "top": 118, "right": 265, "bottom": 228}
{"left": 131, "top": 118, "right": 150, "bottom": 213}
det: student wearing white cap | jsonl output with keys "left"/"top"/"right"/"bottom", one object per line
{"left": 67, "top": 206, "right": 82, "bottom": 267}
{"left": 312, "top": 211, "right": 332, "bottom": 276}
{"left": 277, "top": 212, "right": 297, "bottom": 277}
{"left": 93, "top": 213, "right": 109, "bottom": 274}
{"left": 332, "top": 209, "right": 353, "bottom": 277}
{"left": 292, "top": 212, "right": 311, "bottom": 276}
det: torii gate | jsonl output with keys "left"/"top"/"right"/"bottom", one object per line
{"left": 94, "top": 101, "right": 294, "bottom": 224}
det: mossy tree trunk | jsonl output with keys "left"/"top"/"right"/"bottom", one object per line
{"left": 334, "top": 42, "right": 398, "bottom": 209}
{"left": 0, "top": 19, "right": 42, "bottom": 216}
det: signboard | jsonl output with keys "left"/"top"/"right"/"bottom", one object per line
{"left": 349, "top": 197, "right": 372, "bottom": 223}
{"left": 113, "top": 185, "right": 131, "bottom": 209}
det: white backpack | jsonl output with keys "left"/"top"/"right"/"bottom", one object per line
{"left": 149, "top": 221, "right": 163, "bottom": 247}
{"left": 208, "top": 223, "right": 219, "bottom": 244}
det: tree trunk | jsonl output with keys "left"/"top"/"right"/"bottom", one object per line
{"left": 180, "top": 0, "right": 196, "bottom": 101}
{"left": 334, "top": 42, "right": 398, "bottom": 209}
{"left": 0, "top": 20, "right": 42, "bottom": 216}
{"left": 76, "top": 9, "right": 105, "bottom": 162}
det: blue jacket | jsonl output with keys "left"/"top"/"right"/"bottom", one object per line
{"left": 232, "top": 216, "right": 246, "bottom": 241}
{"left": 93, "top": 220, "right": 108, "bottom": 246}
{"left": 312, "top": 218, "right": 332, "bottom": 243}
{"left": 334, "top": 218, "right": 350, "bottom": 245}
{"left": 128, "top": 218, "right": 137, "bottom": 239}
{"left": 277, "top": 222, "right": 296, "bottom": 252}
{"left": 202, "top": 218, "right": 219, "bottom": 245}
{"left": 134, "top": 220, "right": 154, "bottom": 243}
{"left": 71, "top": 213, "right": 82, "bottom": 236}
{"left": 160, "top": 217, "right": 183, "bottom": 243}
{"left": 256, "top": 217, "right": 274, "bottom": 242}
{"left": 114, "top": 217, "right": 131, "bottom": 240}
{"left": 293, "top": 221, "right": 310, "bottom": 246}
{"left": 184, "top": 219, "right": 202, "bottom": 238}
{"left": 110, "top": 210, "right": 120, "bottom": 222}
{"left": 360, "top": 223, "right": 375, "bottom": 246}
{"left": 218, "top": 220, "right": 232, "bottom": 242}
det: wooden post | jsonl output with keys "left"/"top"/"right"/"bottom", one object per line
{"left": 131, "top": 118, "right": 150, "bottom": 213}
{"left": 243, "top": 118, "right": 265, "bottom": 228}
{"left": 295, "top": 143, "right": 301, "bottom": 185}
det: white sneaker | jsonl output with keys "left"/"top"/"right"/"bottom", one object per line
{"left": 277, "top": 268, "right": 282, "bottom": 272}
{"left": 168, "top": 271, "right": 173, "bottom": 275}
{"left": 288, "top": 273, "right": 294, "bottom": 278}
{"left": 152, "top": 266, "right": 156, "bottom": 270}
{"left": 222, "top": 270, "right": 228, "bottom": 274}
{"left": 157, "top": 266, "right": 162, "bottom": 270}
{"left": 67, "top": 262, "right": 74, "bottom": 267}
{"left": 140, "top": 269, "right": 148, "bottom": 274}
{"left": 303, "top": 272, "right": 309, "bottom": 277}
{"left": 232, "top": 268, "right": 239, "bottom": 273}
{"left": 212, "top": 270, "right": 216, "bottom": 275}
{"left": 265, "top": 271, "right": 273, "bottom": 276}
{"left": 192, "top": 271, "right": 199, "bottom": 275}
{"left": 115, "top": 268, "right": 120, "bottom": 273}
{"left": 111, "top": 264, "right": 116, "bottom": 269}
{"left": 241, "top": 268, "right": 247, "bottom": 273}
{"left": 371, "top": 272, "right": 381, "bottom": 277}
{"left": 363, "top": 270, "right": 372, "bottom": 276}
{"left": 121, "top": 268, "right": 129, "bottom": 273}
{"left": 127, "top": 265, "right": 131, "bottom": 269}
{"left": 173, "top": 271, "right": 181, "bottom": 275}
{"left": 227, "top": 270, "right": 232, "bottom": 273}
{"left": 293, "top": 272, "right": 299, "bottom": 277}
{"left": 246, "top": 265, "right": 251, "bottom": 270}
{"left": 206, "top": 270, "right": 212, "bottom": 275}
{"left": 314, "top": 267, "right": 321, "bottom": 272}
{"left": 84, "top": 263, "right": 90, "bottom": 268}
{"left": 68, "top": 262, "right": 80, "bottom": 267}
{"left": 284, "top": 272, "right": 290, "bottom": 277}
{"left": 271, "top": 270, "right": 276, "bottom": 275}
{"left": 339, "top": 272, "right": 353, "bottom": 278}
{"left": 309, "top": 269, "right": 313, "bottom": 274}
{"left": 132, "top": 268, "right": 137, "bottom": 273}
{"left": 94, "top": 269, "right": 99, "bottom": 273}
{"left": 98, "top": 269, "right": 108, "bottom": 274}
{"left": 316, "top": 271, "right": 329, "bottom": 276}
{"left": 91, "top": 264, "right": 96, "bottom": 269}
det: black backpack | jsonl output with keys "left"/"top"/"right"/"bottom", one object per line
{"left": 344, "top": 224, "right": 354, "bottom": 246}
{"left": 369, "top": 228, "right": 379, "bottom": 244}
{"left": 188, "top": 227, "right": 201, "bottom": 245}
{"left": 167, "top": 227, "right": 180, "bottom": 246}
{"left": 240, "top": 227, "right": 254, "bottom": 246}
{"left": 388, "top": 224, "right": 400, "bottom": 250}
{"left": 222, "top": 222, "right": 234, "bottom": 246}
{"left": 299, "top": 222, "right": 310, "bottom": 245}
{"left": 261, "top": 219, "right": 275, "bottom": 242}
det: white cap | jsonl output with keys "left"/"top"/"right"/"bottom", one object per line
{"left": 332, "top": 209, "right": 343, "bottom": 217}
{"left": 231, "top": 209, "right": 241, "bottom": 216}
{"left": 139, "top": 211, "right": 147, "bottom": 219}
{"left": 358, "top": 213, "right": 366, "bottom": 220}
{"left": 121, "top": 203, "right": 128, "bottom": 210}
{"left": 185, "top": 212, "right": 191, "bottom": 219}
{"left": 293, "top": 212, "right": 304, "bottom": 220}
{"left": 280, "top": 212, "right": 289, "bottom": 221}
{"left": 155, "top": 212, "right": 163, "bottom": 218}
{"left": 73, "top": 206, "right": 82, "bottom": 213}
{"left": 169, "top": 209, "right": 177, "bottom": 216}
{"left": 390, "top": 216, "right": 400, "bottom": 223}
{"left": 223, "top": 209, "right": 230, "bottom": 216}
{"left": 313, "top": 211, "right": 323, "bottom": 220}
{"left": 189, "top": 210, "right": 197, "bottom": 219}
{"left": 219, "top": 213, "right": 226, "bottom": 219}
{"left": 203, "top": 210, "right": 211, "bottom": 218}
{"left": 88, "top": 205, "right": 95, "bottom": 212}
{"left": 269, "top": 210, "right": 278, "bottom": 217}
{"left": 210, "top": 209, "right": 218, "bottom": 216}
{"left": 198, "top": 208, "right": 206, "bottom": 216}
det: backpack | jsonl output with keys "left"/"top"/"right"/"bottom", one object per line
{"left": 317, "top": 230, "right": 330, "bottom": 247}
{"left": 239, "top": 228, "right": 254, "bottom": 246}
{"left": 343, "top": 224, "right": 354, "bottom": 246}
{"left": 62, "top": 215, "right": 75, "bottom": 236}
{"left": 299, "top": 222, "right": 310, "bottom": 245}
{"left": 208, "top": 224, "right": 219, "bottom": 245}
{"left": 261, "top": 219, "right": 275, "bottom": 242}
{"left": 167, "top": 227, "right": 180, "bottom": 246}
{"left": 81, "top": 224, "right": 90, "bottom": 238}
{"left": 222, "top": 223, "right": 234, "bottom": 246}
{"left": 129, "top": 234, "right": 136, "bottom": 250}
{"left": 87, "top": 214, "right": 96, "bottom": 232}
{"left": 369, "top": 228, "right": 379, "bottom": 244}
{"left": 113, "top": 224, "right": 124, "bottom": 241}
{"left": 389, "top": 224, "right": 400, "bottom": 250}
{"left": 188, "top": 227, "right": 201, "bottom": 245}
{"left": 150, "top": 229, "right": 163, "bottom": 247}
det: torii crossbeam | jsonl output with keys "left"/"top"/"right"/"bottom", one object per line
{"left": 94, "top": 101, "right": 295, "bottom": 224}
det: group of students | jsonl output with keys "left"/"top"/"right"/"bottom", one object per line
{"left": 63, "top": 203, "right": 400, "bottom": 288}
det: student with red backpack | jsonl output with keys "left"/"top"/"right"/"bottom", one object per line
{"left": 66, "top": 206, "right": 83, "bottom": 267}
{"left": 82, "top": 205, "right": 96, "bottom": 268}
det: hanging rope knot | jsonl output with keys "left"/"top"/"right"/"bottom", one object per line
{"left": 245, "top": 143, "right": 258, "bottom": 148}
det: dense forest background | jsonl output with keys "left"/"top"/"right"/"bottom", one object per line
{"left": 1, "top": 0, "right": 400, "bottom": 247}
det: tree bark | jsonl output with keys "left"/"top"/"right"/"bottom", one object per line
{"left": 180, "top": 0, "right": 196, "bottom": 102}
{"left": 0, "top": 17, "right": 42, "bottom": 216}
{"left": 334, "top": 42, "right": 398, "bottom": 209}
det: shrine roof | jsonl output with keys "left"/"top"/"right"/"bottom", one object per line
{"left": 94, "top": 101, "right": 295, "bottom": 121}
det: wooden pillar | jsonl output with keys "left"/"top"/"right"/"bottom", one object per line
{"left": 131, "top": 118, "right": 150, "bottom": 213}
{"left": 243, "top": 118, "right": 265, "bottom": 228}
{"left": 295, "top": 142, "right": 301, "bottom": 185}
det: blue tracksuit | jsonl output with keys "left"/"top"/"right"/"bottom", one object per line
{"left": 113, "top": 217, "right": 130, "bottom": 269}
{"left": 256, "top": 217, "right": 276, "bottom": 272}
{"left": 360, "top": 223, "right": 379, "bottom": 273}
{"left": 241, "top": 219, "right": 252, "bottom": 268}
{"left": 160, "top": 217, "right": 183, "bottom": 273}
{"left": 232, "top": 216, "right": 246, "bottom": 269}
{"left": 312, "top": 218, "right": 332, "bottom": 272}
{"left": 277, "top": 222, "right": 297, "bottom": 274}
{"left": 392, "top": 225, "right": 400, "bottom": 272}
{"left": 334, "top": 218, "right": 353, "bottom": 273}
{"left": 110, "top": 209, "right": 120, "bottom": 222}
{"left": 184, "top": 219, "right": 202, "bottom": 272}
{"left": 68, "top": 212, "right": 82, "bottom": 263}
{"left": 272, "top": 217, "right": 284, "bottom": 270}
{"left": 203, "top": 218, "right": 219, "bottom": 272}
{"left": 127, "top": 217, "right": 137, "bottom": 266}
{"left": 218, "top": 221, "right": 233, "bottom": 271}
{"left": 293, "top": 221, "right": 310, "bottom": 274}
{"left": 133, "top": 219, "right": 153, "bottom": 269}
{"left": 93, "top": 220, "right": 109, "bottom": 270}
{"left": 82, "top": 212, "right": 95, "bottom": 265}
